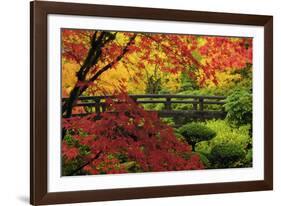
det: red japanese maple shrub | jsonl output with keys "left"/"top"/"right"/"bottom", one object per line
{"left": 62, "top": 93, "right": 204, "bottom": 175}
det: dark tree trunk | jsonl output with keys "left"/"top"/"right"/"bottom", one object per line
{"left": 62, "top": 33, "right": 137, "bottom": 139}
{"left": 191, "top": 143, "right": 196, "bottom": 152}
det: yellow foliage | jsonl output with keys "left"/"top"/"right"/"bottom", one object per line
{"left": 62, "top": 60, "right": 80, "bottom": 96}
{"left": 85, "top": 60, "right": 181, "bottom": 95}
{"left": 204, "top": 69, "right": 242, "bottom": 90}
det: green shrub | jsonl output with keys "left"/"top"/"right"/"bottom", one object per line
{"left": 196, "top": 120, "right": 251, "bottom": 153}
{"left": 195, "top": 120, "right": 252, "bottom": 168}
{"left": 142, "top": 102, "right": 164, "bottom": 111}
{"left": 224, "top": 89, "right": 252, "bottom": 126}
{"left": 172, "top": 103, "right": 193, "bottom": 111}
{"left": 209, "top": 143, "right": 246, "bottom": 168}
{"left": 161, "top": 117, "right": 175, "bottom": 127}
{"left": 196, "top": 152, "right": 211, "bottom": 168}
{"left": 178, "top": 123, "right": 216, "bottom": 151}
{"left": 243, "top": 148, "right": 253, "bottom": 167}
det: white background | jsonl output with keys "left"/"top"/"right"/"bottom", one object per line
{"left": 0, "top": 0, "right": 279, "bottom": 205}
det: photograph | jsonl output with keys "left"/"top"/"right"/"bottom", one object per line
{"left": 61, "top": 29, "right": 253, "bottom": 176}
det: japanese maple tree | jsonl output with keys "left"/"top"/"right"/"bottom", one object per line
{"left": 62, "top": 93, "right": 204, "bottom": 175}
{"left": 198, "top": 36, "right": 252, "bottom": 85}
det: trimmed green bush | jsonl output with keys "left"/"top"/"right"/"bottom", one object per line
{"left": 196, "top": 120, "right": 251, "bottom": 154}
{"left": 209, "top": 143, "right": 246, "bottom": 168}
{"left": 178, "top": 123, "right": 216, "bottom": 151}
{"left": 195, "top": 120, "right": 252, "bottom": 168}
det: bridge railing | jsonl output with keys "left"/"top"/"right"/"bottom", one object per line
{"left": 62, "top": 94, "right": 227, "bottom": 120}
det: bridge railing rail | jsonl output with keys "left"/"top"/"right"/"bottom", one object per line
{"left": 62, "top": 94, "right": 227, "bottom": 120}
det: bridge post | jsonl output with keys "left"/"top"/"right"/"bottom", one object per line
{"left": 95, "top": 99, "right": 101, "bottom": 113}
{"left": 101, "top": 103, "right": 106, "bottom": 112}
{"left": 193, "top": 98, "right": 198, "bottom": 111}
{"left": 131, "top": 96, "right": 138, "bottom": 103}
{"left": 165, "top": 97, "right": 172, "bottom": 110}
{"left": 199, "top": 97, "right": 204, "bottom": 111}
{"left": 199, "top": 97, "right": 204, "bottom": 120}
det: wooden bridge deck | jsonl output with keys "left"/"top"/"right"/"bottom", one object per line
{"left": 62, "top": 94, "right": 227, "bottom": 120}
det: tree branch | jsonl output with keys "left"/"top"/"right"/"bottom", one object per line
{"left": 62, "top": 32, "right": 112, "bottom": 117}
{"left": 66, "top": 151, "right": 102, "bottom": 176}
{"left": 79, "top": 34, "right": 137, "bottom": 96}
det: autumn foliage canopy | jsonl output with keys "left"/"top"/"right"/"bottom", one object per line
{"left": 61, "top": 30, "right": 252, "bottom": 100}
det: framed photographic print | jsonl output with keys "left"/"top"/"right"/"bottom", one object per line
{"left": 30, "top": 1, "right": 273, "bottom": 205}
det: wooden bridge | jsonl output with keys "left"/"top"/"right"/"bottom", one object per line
{"left": 63, "top": 94, "right": 227, "bottom": 121}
